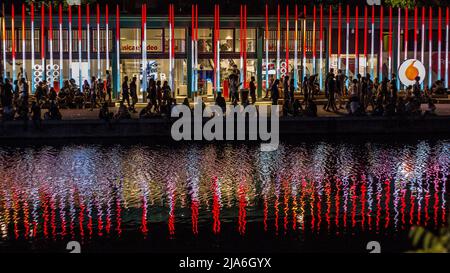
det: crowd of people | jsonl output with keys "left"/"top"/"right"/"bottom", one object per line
{"left": 0, "top": 66, "right": 447, "bottom": 125}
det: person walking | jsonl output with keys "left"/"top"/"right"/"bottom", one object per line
{"left": 325, "top": 72, "right": 337, "bottom": 112}
{"left": 106, "top": 70, "right": 112, "bottom": 103}
{"left": 90, "top": 76, "right": 98, "bottom": 111}
{"left": 122, "top": 76, "right": 130, "bottom": 108}
{"left": 130, "top": 76, "right": 138, "bottom": 113}
{"left": 271, "top": 79, "right": 280, "bottom": 106}
{"left": 249, "top": 76, "right": 256, "bottom": 104}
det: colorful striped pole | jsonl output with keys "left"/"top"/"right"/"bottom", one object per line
{"left": 319, "top": 4, "right": 323, "bottom": 90}
{"left": 338, "top": 4, "right": 342, "bottom": 70}
{"left": 328, "top": 6, "right": 332, "bottom": 72}
{"left": 41, "top": 4, "right": 45, "bottom": 85}
{"left": 31, "top": 3, "right": 35, "bottom": 92}
{"left": 2, "top": 3, "right": 6, "bottom": 80}
{"left": 355, "top": 6, "right": 359, "bottom": 76}
{"left": 364, "top": 6, "right": 368, "bottom": 76}
{"left": 414, "top": 7, "right": 418, "bottom": 60}
{"left": 286, "top": 5, "right": 290, "bottom": 77}
{"left": 265, "top": 4, "right": 269, "bottom": 90}
{"left": 438, "top": 7, "right": 442, "bottom": 81}
{"left": 379, "top": 6, "right": 383, "bottom": 81}
{"left": 302, "top": 5, "right": 306, "bottom": 79}
{"left": 106, "top": 5, "right": 110, "bottom": 72}
{"left": 78, "top": 5, "right": 82, "bottom": 87}
{"left": 68, "top": 5, "right": 72, "bottom": 80}
{"left": 59, "top": 4, "right": 63, "bottom": 88}
{"left": 404, "top": 8, "right": 408, "bottom": 61}
{"left": 116, "top": 4, "right": 120, "bottom": 97}
{"left": 97, "top": 3, "right": 101, "bottom": 80}
{"left": 446, "top": 7, "right": 449, "bottom": 88}
{"left": 388, "top": 7, "right": 392, "bottom": 77}
{"left": 428, "top": 7, "right": 432, "bottom": 88}
{"left": 86, "top": 4, "right": 91, "bottom": 83}
{"left": 421, "top": 7, "right": 425, "bottom": 88}
{"left": 397, "top": 8, "right": 401, "bottom": 89}
{"left": 12, "top": 4, "right": 16, "bottom": 83}
{"left": 142, "top": 3, "right": 147, "bottom": 94}
{"left": 22, "top": 4, "right": 25, "bottom": 80}
{"left": 312, "top": 5, "right": 316, "bottom": 75}
{"left": 345, "top": 5, "right": 349, "bottom": 81}
{"left": 277, "top": 4, "right": 280, "bottom": 79}
{"left": 371, "top": 5, "right": 375, "bottom": 78}
{"left": 49, "top": 4, "right": 53, "bottom": 87}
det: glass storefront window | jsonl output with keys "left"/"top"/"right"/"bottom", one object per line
{"left": 164, "top": 28, "right": 186, "bottom": 53}
{"left": 198, "top": 28, "right": 212, "bottom": 53}
{"left": 235, "top": 28, "right": 256, "bottom": 53}
{"left": 120, "top": 28, "right": 163, "bottom": 53}
{"left": 219, "top": 29, "right": 234, "bottom": 52}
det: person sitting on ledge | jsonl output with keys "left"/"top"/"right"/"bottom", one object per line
{"left": 423, "top": 98, "right": 437, "bottom": 116}
{"left": 115, "top": 101, "right": 131, "bottom": 120}
{"left": 30, "top": 101, "right": 42, "bottom": 129}
{"left": 372, "top": 96, "right": 384, "bottom": 117}
{"left": 99, "top": 102, "right": 113, "bottom": 122}
{"left": 215, "top": 92, "right": 226, "bottom": 113}
{"left": 44, "top": 101, "right": 62, "bottom": 120}
{"left": 304, "top": 99, "right": 317, "bottom": 117}
{"left": 384, "top": 98, "right": 396, "bottom": 117}
{"left": 396, "top": 97, "right": 406, "bottom": 116}
{"left": 182, "top": 97, "right": 191, "bottom": 111}
{"left": 292, "top": 99, "right": 303, "bottom": 117}
{"left": 139, "top": 102, "right": 154, "bottom": 119}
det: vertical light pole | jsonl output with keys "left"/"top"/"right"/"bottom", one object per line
{"left": 328, "top": 6, "right": 332, "bottom": 72}
{"left": 355, "top": 6, "right": 359, "bottom": 76}
{"left": 404, "top": 8, "right": 408, "bottom": 61}
{"left": 446, "top": 7, "right": 449, "bottom": 89}
{"left": 438, "top": 7, "right": 442, "bottom": 81}
{"left": 31, "top": 3, "right": 35, "bottom": 92}
{"left": 414, "top": 7, "right": 418, "bottom": 60}
{"left": 397, "top": 8, "right": 401, "bottom": 89}
{"left": 96, "top": 3, "right": 100, "bottom": 80}
{"left": 142, "top": 3, "right": 147, "bottom": 95}
{"left": 116, "top": 4, "right": 120, "bottom": 97}
{"left": 302, "top": 5, "right": 306, "bottom": 79}
{"left": 277, "top": 4, "right": 280, "bottom": 79}
{"left": 68, "top": 5, "right": 72, "bottom": 81}
{"left": 49, "top": 4, "right": 53, "bottom": 87}
{"left": 265, "top": 4, "right": 269, "bottom": 90}
{"left": 312, "top": 5, "right": 315, "bottom": 75}
{"left": 41, "top": 4, "right": 45, "bottom": 86}
{"left": 78, "top": 5, "right": 82, "bottom": 88}
{"left": 22, "top": 4, "right": 25, "bottom": 81}
{"left": 364, "top": 6, "right": 368, "bottom": 76}
{"left": 286, "top": 5, "right": 290, "bottom": 78}
{"left": 86, "top": 4, "right": 91, "bottom": 83}
{"left": 106, "top": 5, "right": 109, "bottom": 72}
{"left": 338, "top": 4, "right": 342, "bottom": 70}
{"left": 388, "top": 7, "right": 392, "bottom": 77}
{"left": 12, "top": 4, "right": 16, "bottom": 83}
{"left": 2, "top": 3, "right": 6, "bottom": 80}
{"left": 319, "top": 4, "right": 323, "bottom": 90}
{"left": 59, "top": 4, "right": 63, "bottom": 88}
{"left": 379, "top": 6, "right": 383, "bottom": 82}
{"left": 345, "top": 5, "right": 349, "bottom": 82}
{"left": 428, "top": 7, "right": 432, "bottom": 88}
{"left": 371, "top": 5, "right": 375, "bottom": 78}
{"left": 421, "top": 7, "right": 425, "bottom": 89}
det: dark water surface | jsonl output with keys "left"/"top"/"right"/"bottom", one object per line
{"left": 0, "top": 139, "right": 448, "bottom": 253}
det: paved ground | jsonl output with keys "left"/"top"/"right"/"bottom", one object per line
{"left": 57, "top": 101, "right": 450, "bottom": 120}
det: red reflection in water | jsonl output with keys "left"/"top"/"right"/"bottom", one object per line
{"left": 168, "top": 192, "right": 176, "bottom": 237}
{"left": 78, "top": 199, "right": 85, "bottom": 241}
{"left": 22, "top": 198, "right": 30, "bottom": 240}
{"left": 238, "top": 182, "right": 247, "bottom": 236}
{"left": 316, "top": 183, "right": 322, "bottom": 233}
{"left": 384, "top": 179, "right": 391, "bottom": 228}
{"left": 12, "top": 189, "right": 19, "bottom": 240}
{"left": 42, "top": 192, "right": 50, "bottom": 239}
{"left": 310, "top": 182, "right": 315, "bottom": 233}
{"left": 50, "top": 195, "right": 57, "bottom": 240}
{"left": 141, "top": 195, "right": 148, "bottom": 238}
{"left": 283, "top": 181, "right": 289, "bottom": 233}
{"left": 350, "top": 177, "right": 357, "bottom": 230}
{"left": 263, "top": 197, "right": 268, "bottom": 232}
{"left": 115, "top": 195, "right": 122, "bottom": 237}
{"left": 400, "top": 188, "right": 407, "bottom": 229}
{"left": 335, "top": 178, "right": 341, "bottom": 231}
{"left": 191, "top": 200, "right": 199, "bottom": 235}
{"left": 212, "top": 177, "right": 221, "bottom": 235}
{"left": 324, "top": 180, "right": 332, "bottom": 232}
{"left": 360, "top": 176, "right": 367, "bottom": 231}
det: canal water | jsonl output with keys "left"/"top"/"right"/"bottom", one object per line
{"left": 0, "top": 139, "right": 448, "bottom": 252}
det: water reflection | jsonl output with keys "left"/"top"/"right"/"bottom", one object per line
{"left": 0, "top": 141, "right": 448, "bottom": 243}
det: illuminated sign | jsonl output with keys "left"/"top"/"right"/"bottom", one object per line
{"left": 398, "top": 59, "right": 426, "bottom": 86}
